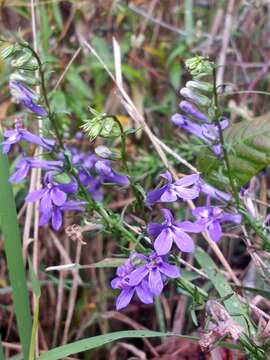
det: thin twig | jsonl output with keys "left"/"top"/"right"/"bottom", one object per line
{"left": 52, "top": 47, "right": 82, "bottom": 92}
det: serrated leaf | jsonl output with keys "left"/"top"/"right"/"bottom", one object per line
{"left": 197, "top": 116, "right": 270, "bottom": 189}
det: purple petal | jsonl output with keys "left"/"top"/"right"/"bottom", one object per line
{"left": 60, "top": 201, "right": 85, "bottom": 212}
{"left": 9, "top": 160, "right": 30, "bottom": 183}
{"left": 25, "top": 188, "right": 47, "bottom": 202}
{"left": 116, "top": 288, "right": 135, "bottom": 310}
{"left": 208, "top": 220, "right": 222, "bottom": 242}
{"left": 160, "top": 208, "right": 174, "bottom": 223}
{"left": 221, "top": 213, "right": 242, "bottom": 224}
{"left": 171, "top": 113, "right": 186, "bottom": 126}
{"left": 58, "top": 181, "right": 78, "bottom": 194}
{"left": 50, "top": 187, "right": 67, "bottom": 206}
{"left": 179, "top": 100, "right": 209, "bottom": 122}
{"left": 160, "top": 188, "right": 178, "bottom": 202}
{"left": 39, "top": 211, "right": 51, "bottom": 226}
{"left": 154, "top": 228, "right": 174, "bottom": 255}
{"left": 159, "top": 262, "right": 180, "bottom": 278}
{"left": 160, "top": 171, "right": 173, "bottom": 184}
{"left": 128, "top": 266, "right": 148, "bottom": 286}
{"left": 146, "top": 185, "right": 167, "bottom": 205}
{"left": 40, "top": 191, "right": 52, "bottom": 213}
{"left": 173, "top": 229, "right": 195, "bottom": 252}
{"left": 147, "top": 223, "right": 164, "bottom": 238}
{"left": 51, "top": 207, "right": 63, "bottom": 231}
{"left": 200, "top": 181, "right": 231, "bottom": 202}
{"left": 174, "top": 221, "right": 204, "bottom": 233}
{"left": 174, "top": 186, "right": 199, "bottom": 200}
{"left": 175, "top": 174, "right": 200, "bottom": 187}
{"left": 111, "top": 277, "right": 121, "bottom": 289}
{"left": 148, "top": 268, "right": 163, "bottom": 296}
{"left": 135, "top": 280, "right": 153, "bottom": 304}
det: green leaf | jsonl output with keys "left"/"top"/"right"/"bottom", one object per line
{"left": 37, "top": 330, "right": 193, "bottom": 360}
{"left": 197, "top": 116, "right": 270, "bottom": 189}
{"left": 195, "top": 247, "right": 254, "bottom": 335}
{"left": 28, "top": 258, "right": 41, "bottom": 297}
{"left": 80, "top": 258, "right": 127, "bottom": 269}
{"left": 0, "top": 132, "right": 32, "bottom": 359}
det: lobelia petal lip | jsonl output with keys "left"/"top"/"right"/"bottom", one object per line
{"left": 116, "top": 288, "right": 135, "bottom": 310}
{"left": 154, "top": 228, "right": 174, "bottom": 255}
{"left": 128, "top": 266, "right": 148, "bottom": 286}
{"left": 148, "top": 268, "right": 163, "bottom": 296}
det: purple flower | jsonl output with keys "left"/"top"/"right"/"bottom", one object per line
{"left": 192, "top": 206, "right": 242, "bottom": 242}
{"left": 26, "top": 172, "right": 77, "bottom": 210}
{"left": 1, "top": 122, "right": 55, "bottom": 154}
{"left": 128, "top": 252, "right": 180, "bottom": 296}
{"left": 95, "top": 160, "right": 129, "bottom": 186}
{"left": 111, "top": 258, "right": 153, "bottom": 310}
{"left": 9, "top": 157, "right": 63, "bottom": 183}
{"left": 39, "top": 200, "right": 85, "bottom": 231}
{"left": 111, "top": 252, "right": 180, "bottom": 310}
{"left": 147, "top": 209, "right": 203, "bottom": 255}
{"left": 9, "top": 81, "right": 48, "bottom": 117}
{"left": 79, "top": 169, "right": 103, "bottom": 202}
{"left": 146, "top": 171, "right": 200, "bottom": 205}
{"left": 171, "top": 113, "right": 229, "bottom": 156}
{"left": 179, "top": 100, "right": 209, "bottom": 122}
{"left": 199, "top": 180, "right": 232, "bottom": 203}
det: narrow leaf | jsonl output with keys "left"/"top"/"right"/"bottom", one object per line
{"left": 0, "top": 131, "right": 32, "bottom": 359}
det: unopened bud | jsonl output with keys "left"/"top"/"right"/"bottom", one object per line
{"left": 0, "top": 42, "right": 21, "bottom": 60}
{"left": 95, "top": 145, "right": 121, "bottom": 160}
{"left": 180, "top": 87, "right": 211, "bottom": 107}
{"left": 186, "top": 80, "right": 213, "bottom": 93}
{"left": 10, "top": 70, "right": 40, "bottom": 86}
{"left": 11, "top": 50, "right": 38, "bottom": 70}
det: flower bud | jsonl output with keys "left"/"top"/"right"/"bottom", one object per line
{"left": 0, "top": 42, "right": 21, "bottom": 60}
{"left": 10, "top": 70, "right": 40, "bottom": 86}
{"left": 95, "top": 145, "right": 121, "bottom": 160}
{"left": 180, "top": 87, "right": 211, "bottom": 108}
{"left": 185, "top": 56, "right": 213, "bottom": 78}
{"left": 186, "top": 80, "right": 213, "bottom": 93}
{"left": 11, "top": 51, "right": 39, "bottom": 70}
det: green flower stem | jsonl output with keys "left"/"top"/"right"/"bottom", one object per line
{"left": 21, "top": 42, "right": 145, "bottom": 252}
{"left": 212, "top": 67, "right": 270, "bottom": 247}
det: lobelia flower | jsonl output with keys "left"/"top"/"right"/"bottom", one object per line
{"left": 95, "top": 160, "right": 129, "bottom": 186}
{"left": 79, "top": 169, "right": 103, "bottom": 202}
{"left": 128, "top": 252, "right": 180, "bottom": 297}
{"left": 146, "top": 171, "right": 200, "bottom": 205}
{"left": 9, "top": 157, "right": 63, "bottom": 183}
{"left": 1, "top": 122, "right": 55, "bottom": 154}
{"left": 9, "top": 81, "right": 48, "bottom": 117}
{"left": 192, "top": 206, "right": 242, "bottom": 242}
{"left": 111, "top": 257, "right": 153, "bottom": 310}
{"left": 147, "top": 208, "right": 203, "bottom": 255}
{"left": 39, "top": 200, "right": 86, "bottom": 231}
{"left": 111, "top": 252, "right": 180, "bottom": 310}
{"left": 171, "top": 113, "right": 229, "bottom": 155}
{"left": 26, "top": 172, "right": 78, "bottom": 211}
{"left": 199, "top": 180, "right": 232, "bottom": 203}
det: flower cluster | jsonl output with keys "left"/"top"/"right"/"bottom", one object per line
{"left": 1, "top": 120, "right": 129, "bottom": 231}
{"left": 111, "top": 59, "right": 243, "bottom": 310}
{"left": 111, "top": 252, "right": 180, "bottom": 310}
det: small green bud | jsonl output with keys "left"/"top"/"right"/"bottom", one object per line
{"left": 0, "top": 42, "right": 21, "bottom": 60}
{"left": 81, "top": 107, "right": 121, "bottom": 141}
{"left": 11, "top": 50, "right": 38, "bottom": 70}
{"left": 185, "top": 56, "right": 213, "bottom": 78}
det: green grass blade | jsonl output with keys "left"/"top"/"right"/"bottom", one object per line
{"left": 0, "top": 132, "right": 32, "bottom": 359}
{"left": 38, "top": 331, "right": 197, "bottom": 360}
{"left": 184, "top": 0, "right": 194, "bottom": 45}
{"left": 0, "top": 334, "right": 4, "bottom": 360}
